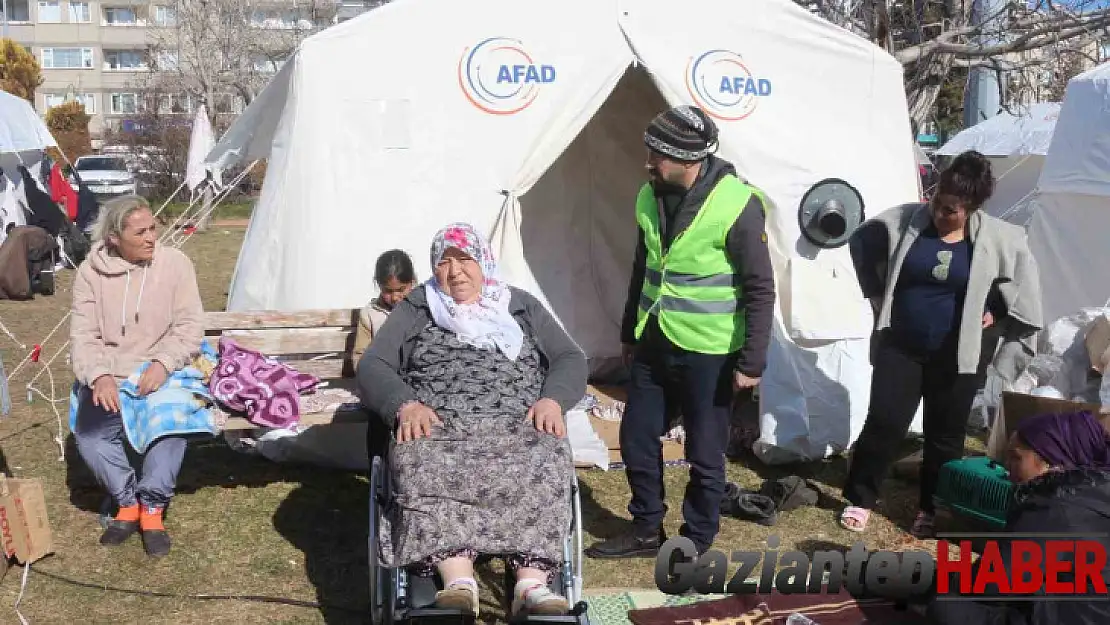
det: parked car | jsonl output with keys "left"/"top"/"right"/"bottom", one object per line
{"left": 71, "top": 155, "right": 138, "bottom": 200}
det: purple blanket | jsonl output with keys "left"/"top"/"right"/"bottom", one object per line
{"left": 209, "top": 336, "right": 320, "bottom": 429}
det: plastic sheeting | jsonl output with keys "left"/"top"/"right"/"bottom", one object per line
{"left": 936, "top": 102, "right": 1060, "bottom": 158}
{"left": 205, "top": 0, "right": 921, "bottom": 463}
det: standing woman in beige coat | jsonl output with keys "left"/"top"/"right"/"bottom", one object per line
{"left": 839, "top": 151, "right": 1043, "bottom": 538}
{"left": 70, "top": 195, "right": 205, "bottom": 558}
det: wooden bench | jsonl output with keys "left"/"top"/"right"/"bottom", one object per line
{"left": 204, "top": 309, "right": 369, "bottom": 430}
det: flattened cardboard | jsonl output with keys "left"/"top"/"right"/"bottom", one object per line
{"left": 1085, "top": 314, "right": 1110, "bottom": 373}
{"left": 987, "top": 392, "right": 1108, "bottom": 461}
{"left": 586, "top": 384, "right": 685, "bottom": 465}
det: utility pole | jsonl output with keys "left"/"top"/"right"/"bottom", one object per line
{"left": 964, "top": 0, "right": 1008, "bottom": 127}
{"left": 2, "top": 0, "right": 10, "bottom": 39}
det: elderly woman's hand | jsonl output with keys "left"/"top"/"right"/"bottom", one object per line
{"left": 527, "top": 398, "right": 566, "bottom": 438}
{"left": 397, "top": 401, "right": 443, "bottom": 442}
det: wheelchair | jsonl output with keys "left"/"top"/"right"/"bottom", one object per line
{"left": 368, "top": 455, "right": 592, "bottom": 624}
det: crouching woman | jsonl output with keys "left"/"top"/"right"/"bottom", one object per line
{"left": 69, "top": 195, "right": 205, "bottom": 557}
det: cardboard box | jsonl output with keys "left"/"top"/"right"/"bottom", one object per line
{"left": 987, "top": 392, "right": 1108, "bottom": 461}
{"left": 1086, "top": 314, "right": 1110, "bottom": 374}
{"left": 584, "top": 384, "right": 685, "bottom": 465}
{"left": 0, "top": 475, "right": 54, "bottom": 565}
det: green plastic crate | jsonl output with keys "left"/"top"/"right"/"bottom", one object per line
{"left": 933, "top": 456, "right": 1014, "bottom": 529}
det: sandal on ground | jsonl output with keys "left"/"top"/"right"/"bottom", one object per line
{"left": 911, "top": 510, "right": 935, "bottom": 539}
{"left": 839, "top": 506, "right": 871, "bottom": 532}
{"left": 435, "top": 580, "right": 479, "bottom": 616}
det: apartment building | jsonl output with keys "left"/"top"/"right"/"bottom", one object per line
{"left": 1, "top": 1, "right": 374, "bottom": 147}
{"left": 1006, "top": 37, "right": 1109, "bottom": 107}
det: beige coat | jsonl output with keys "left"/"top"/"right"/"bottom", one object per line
{"left": 70, "top": 241, "right": 204, "bottom": 386}
{"left": 353, "top": 298, "right": 391, "bottom": 369}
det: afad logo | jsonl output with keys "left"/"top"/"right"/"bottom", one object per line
{"left": 458, "top": 37, "right": 555, "bottom": 115}
{"left": 686, "top": 50, "right": 772, "bottom": 121}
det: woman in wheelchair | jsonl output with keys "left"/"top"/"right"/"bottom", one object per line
{"left": 358, "top": 222, "right": 588, "bottom": 619}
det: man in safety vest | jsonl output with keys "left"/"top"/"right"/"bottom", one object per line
{"left": 586, "top": 105, "right": 776, "bottom": 559}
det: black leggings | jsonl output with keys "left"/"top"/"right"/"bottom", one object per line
{"left": 843, "top": 330, "right": 995, "bottom": 513}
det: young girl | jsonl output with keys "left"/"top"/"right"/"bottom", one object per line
{"left": 353, "top": 249, "right": 417, "bottom": 369}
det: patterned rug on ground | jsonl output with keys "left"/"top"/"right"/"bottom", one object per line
{"left": 583, "top": 588, "right": 729, "bottom": 625}
{"left": 623, "top": 588, "right": 931, "bottom": 625}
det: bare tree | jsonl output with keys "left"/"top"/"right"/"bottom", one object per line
{"left": 144, "top": 0, "right": 339, "bottom": 123}
{"left": 799, "top": 0, "right": 1110, "bottom": 128}
{"left": 113, "top": 1, "right": 339, "bottom": 228}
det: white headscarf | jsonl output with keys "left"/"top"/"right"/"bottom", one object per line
{"left": 424, "top": 223, "right": 524, "bottom": 361}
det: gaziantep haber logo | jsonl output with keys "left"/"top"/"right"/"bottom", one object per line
{"left": 458, "top": 37, "right": 556, "bottom": 115}
{"left": 656, "top": 535, "right": 1110, "bottom": 600}
{"left": 686, "top": 49, "right": 772, "bottom": 122}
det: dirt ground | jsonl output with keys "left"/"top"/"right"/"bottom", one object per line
{"left": 0, "top": 227, "right": 972, "bottom": 624}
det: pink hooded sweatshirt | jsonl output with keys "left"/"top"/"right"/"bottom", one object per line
{"left": 70, "top": 241, "right": 205, "bottom": 387}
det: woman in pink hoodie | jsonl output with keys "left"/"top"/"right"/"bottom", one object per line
{"left": 70, "top": 195, "right": 204, "bottom": 558}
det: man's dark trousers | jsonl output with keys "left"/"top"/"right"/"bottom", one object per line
{"left": 620, "top": 317, "right": 737, "bottom": 552}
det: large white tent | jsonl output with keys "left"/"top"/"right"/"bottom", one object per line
{"left": 0, "top": 90, "right": 58, "bottom": 244}
{"left": 205, "top": 0, "right": 921, "bottom": 462}
{"left": 1026, "top": 63, "right": 1110, "bottom": 325}
{"left": 936, "top": 102, "right": 1060, "bottom": 222}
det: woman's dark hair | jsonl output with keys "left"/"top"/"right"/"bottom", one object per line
{"left": 936, "top": 150, "right": 995, "bottom": 210}
{"left": 374, "top": 249, "right": 416, "bottom": 285}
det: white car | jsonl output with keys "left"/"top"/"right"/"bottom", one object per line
{"left": 72, "top": 155, "right": 138, "bottom": 199}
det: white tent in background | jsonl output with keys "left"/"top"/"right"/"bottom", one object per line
{"left": 185, "top": 104, "right": 220, "bottom": 193}
{"left": 1026, "top": 63, "right": 1110, "bottom": 325}
{"left": 0, "top": 90, "right": 59, "bottom": 245}
{"left": 936, "top": 102, "right": 1060, "bottom": 221}
{"left": 206, "top": 0, "right": 922, "bottom": 463}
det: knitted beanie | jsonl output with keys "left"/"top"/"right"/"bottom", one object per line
{"left": 644, "top": 105, "right": 719, "bottom": 162}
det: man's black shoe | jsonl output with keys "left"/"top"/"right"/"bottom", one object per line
{"left": 99, "top": 520, "right": 139, "bottom": 546}
{"left": 585, "top": 531, "right": 665, "bottom": 559}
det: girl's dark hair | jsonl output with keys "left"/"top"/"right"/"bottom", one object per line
{"left": 936, "top": 150, "right": 995, "bottom": 210}
{"left": 374, "top": 249, "right": 416, "bottom": 285}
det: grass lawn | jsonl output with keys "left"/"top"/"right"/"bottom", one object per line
{"left": 156, "top": 200, "right": 255, "bottom": 222}
{"left": 0, "top": 227, "right": 982, "bottom": 624}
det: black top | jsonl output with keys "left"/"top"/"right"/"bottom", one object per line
{"left": 619, "top": 155, "right": 776, "bottom": 376}
{"left": 889, "top": 225, "right": 972, "bottom": 353}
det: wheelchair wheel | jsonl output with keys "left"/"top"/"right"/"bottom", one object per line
{"left": 369, "top": 456, "right": 392, "bottom": 624}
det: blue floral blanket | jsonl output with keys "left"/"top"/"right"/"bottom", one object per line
{"left": 69, "top": 340, "right": 220, "bottom": 453}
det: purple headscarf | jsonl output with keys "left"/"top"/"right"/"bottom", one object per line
{"left": 1016, "top": 411, "right": 1110, "bottom": 470}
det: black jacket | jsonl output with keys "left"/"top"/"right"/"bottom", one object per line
{"left": 927, "top": 468, "right": 1110, "bottom": 625}
{"left": 357, "top": 285, "right": 588, "bottom": 428}
{"left": 620, "top": 155, "right": 775, "bottom": 376}
{"left": 18, "top": 166, "right": 67, "bottom": 237}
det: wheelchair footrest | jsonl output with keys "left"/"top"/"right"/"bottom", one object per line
{"left": 405, "top": 607, "right": 479, "bottom": 624}
{"left": 508, "top": 601, "right": 590, "bottom": 624}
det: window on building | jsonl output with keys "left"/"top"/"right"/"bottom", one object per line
{"left": 153, "top": 5, "right": 175, "bottom": 26}
{"left": 1, "top": 0, "right": 31, "bottom": 22}
{"left": 251, "top": 53, "right": 286, "bottom": 74}
{"left": 44, "top": 93, "right": 97, "bottom": 114}
{"left": 157, "top": 93, "right": 192, "bottom": 114}
{"left": 110, "top": 93, "right": 138, "bottom": 115}
{"left": 104, "top": 49, "right": 146, "bottom": 70}
{"left": 68, "top": 1, "right": 90, "bottom": 22}
{"left": 37, "top": 0, "right": 61, "bottom": 23}
{"left": 103, "top": 6, "right": 137, "bottom": 25}
{"left": 41, "top": 47, "right": 94, "bottom": 69}
{"left": 212, "top": 93, "right": 244, "bottom": 115}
